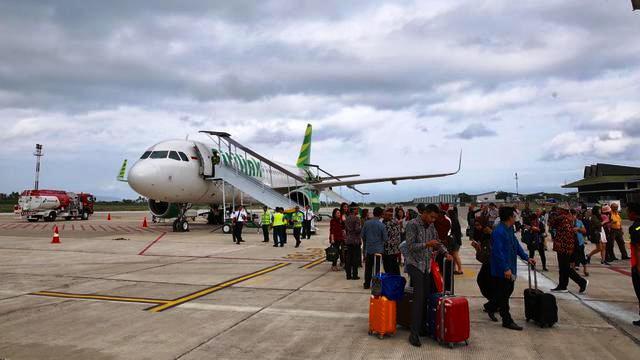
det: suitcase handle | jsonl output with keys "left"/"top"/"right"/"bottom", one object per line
{"left": 374, "top": 253, "right": 383, "bottom": 277}
{"left": 527, "top": 263, "right": 538, "bottom": 290}
{"left": 441, "top": 256, "right": 454, "bottom": 297}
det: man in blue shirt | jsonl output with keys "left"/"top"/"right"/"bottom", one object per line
{"left": 571, "top": 209, "right": 588, "bottom": 277}
{"left": 362, "top": 207, "right": 388, "bottom": 290}
{"left": 486, "top": 206, "right": 536, "bottom": 331}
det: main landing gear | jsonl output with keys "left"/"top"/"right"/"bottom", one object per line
{"left": 172, "top": 203, "right": 192, "bottom": 232}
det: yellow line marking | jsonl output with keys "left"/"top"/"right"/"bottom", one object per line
{"left": 300, "top": 257, "right": 325, "bottom": 269}
{"left": 148, "top": 263, "right": 290, "bottom": 313}
{"left": 30, "top": 291, "right": 170, "bottom": 305}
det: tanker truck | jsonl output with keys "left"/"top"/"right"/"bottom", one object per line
{"left": 18, "top": 190, "right": 95, "bottom": 222}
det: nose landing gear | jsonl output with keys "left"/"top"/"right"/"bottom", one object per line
{"left": 172, "top": 203, "right": 192, "bottom": 232}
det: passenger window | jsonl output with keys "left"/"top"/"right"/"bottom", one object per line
{"left": 169, "top": 151, "right": 181, "bottom": 161}
{"left": 150, "top": 151, "right": 169, "bottom": 159}
{"left": 178, "top": 152, "right": 189, "bottom": 161}
{"left": 140, "top": 151, "right": 151, "bottom": 159}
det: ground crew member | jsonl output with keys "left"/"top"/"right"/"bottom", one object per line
{"left": 610, "top": 203, "right": 630, "bottom": 260}
{"left": 272, "top": 208, "right": 287, "bottom": 247}
{"left": 232, "top": 205, "right": 247, "bottom": 245}
{"left": 260, "top": 206, "right": 273, "bottom": 243}
{"left": 292, "top": 206, "right": 304, "bottom": 248}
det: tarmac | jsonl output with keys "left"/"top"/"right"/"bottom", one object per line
{"left": 0, "top": 210, "right": 639, "bottom": 359}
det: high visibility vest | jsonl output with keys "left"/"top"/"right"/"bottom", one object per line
{"left": 273, "top": 212, "right": 286, "bottom": 227}
{"left": 292, "top": 211, "right": 304, "bottom": 228}
{"left": 261, "top": 211, "right": 273, "bottom": 225}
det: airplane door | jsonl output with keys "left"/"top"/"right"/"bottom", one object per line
{"left": 193, "top": 142, "right": 214, "bottom": 177}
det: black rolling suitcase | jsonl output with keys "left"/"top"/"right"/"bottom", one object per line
{"left": 396, "top": 287, "right": 414, "bottom": 328}
{"left": 524, "top": 264, "right": 558, "bottom": 328}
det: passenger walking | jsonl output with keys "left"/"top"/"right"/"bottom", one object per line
{"left": 329, "top": 208, "right": 345, "bottom": 271}
{"left": 302, "top": 204, "right": 314, "bottom": 239}
{"left": 448, "top": 207, "right": 464, "bottom": 275}
{"left": 571, "top": 209, "right": 588, "bottom": 277}
{"left": 382, "top": 208, "right": 401, "bottom": 275}
{"left": 486, "top": 207, "right": 536, "bottom": 330}
{"left": 626, "top": 202, "right": 640, "bottom": 327}
{"left": 260, "top": 206, "right": 273, "bottom": 243}
{"left": 404, "top": 204, "right": 450, "bottom": 347}
{"left": 344, "top": 205, "right": 362, "bottom": 280}
{"left": 610, "top": 203, "right": 630, "bottom": 261}
{"left": 524, "top": 210, "right": 548, "bottom": 271}
{"left": 362, "top": 207, "right": 388, "bottom": 290}
{"left": 602, "top": 205, "right": 615, "bottom": 262}
{"left": 231, "top": 205, "right": 247, "bottom": 245}
{"left": 291, "top": 206, "right": 304, "bottom": 248}
{"left": 550, "top": 207, "right": 588, "bottom": 294}
{"left": 471, "top": 215, "right": 493, "bottom": 309}
{"left": 467, "top": 203, "right": 480, "bottom": 239}
{"left": 586, "top": 206, "right": 609, "bottom": 265}
{"left": 272, "top": 207, "right": 287, "bottom": 247}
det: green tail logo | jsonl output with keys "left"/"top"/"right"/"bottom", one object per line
{"left": 296, "top": 124, "right": 312, "bottom": 168}
{"left": 117, "top": 159, "right": 128, "bottom": 182}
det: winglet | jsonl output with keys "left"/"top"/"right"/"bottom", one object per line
{"left": 117, "top": 159, "right": 128, "bottom": 182}
{"left": 456, "top": 150, "right": 463, "bottom": 174}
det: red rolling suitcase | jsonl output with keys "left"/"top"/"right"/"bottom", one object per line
{"left": 434, "top": 259, "right": 470, "bottom": 348}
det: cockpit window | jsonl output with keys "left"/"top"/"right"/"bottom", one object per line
{"left": 150, "top": 151, "right": 169, "bottom": 159}
{"left": 168, "top": 151, "right": 181, "bottom": 161}
{"left": 140, "top": 151, "right": 151, "bottom": 159}
{"left": 178, "top": 152, "right": 189, "bottom": 161}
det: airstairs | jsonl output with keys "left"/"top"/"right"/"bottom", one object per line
{"left": 214, "top": 163, "right": 294, "bottom": 210}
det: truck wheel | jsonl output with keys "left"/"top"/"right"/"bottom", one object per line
{"left": 27, "top": 218, "right": 38, "bottom": 223}
{"left": 45, "top": 212, "right": 57, "bottom": 222}
{"left": 181, "top": 221, "right": 190, "bottom": 232}
{"left": 222, "top": 224, "right": 232, "bottom": 234}
{"left": 81, "top": 211, "right": 89, "bottom": 220}
{"left": 65, "top": 216, "right": 72, "bottom": 221}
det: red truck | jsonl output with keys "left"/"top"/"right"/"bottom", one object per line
{"left": 17, "top": 190, "right": 95, "bottom": 222}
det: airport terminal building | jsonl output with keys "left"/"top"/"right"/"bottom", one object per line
{"left": 562, "top": 163, "right": 640, "bottom": 205}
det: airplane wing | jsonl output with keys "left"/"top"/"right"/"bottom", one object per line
{"left": 312, "top": 152, "right": 462, "bottom": 190}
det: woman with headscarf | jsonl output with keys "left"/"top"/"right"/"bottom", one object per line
{"left": 329, "top": 208, "right": 345, "bottom": 271}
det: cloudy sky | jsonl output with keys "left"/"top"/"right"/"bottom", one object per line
{"left": 1, "top": 0, "right": 639, "bottom": 202}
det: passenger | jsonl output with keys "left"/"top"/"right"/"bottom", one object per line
{"left": 291, "top": 206, "right": 304, "bottom": 248}
{"left": 360, "top": 208, "right": 370, "bottom": 263}
{"left": 344, "top": 204, "right": 362, "bottom": 280}
{"left": 395, "top": 207, "right": 407, "bottom": 242}
{"left": 272, "top": 207, "right": 287, "bottom": 247}
{"left": 486, "top": 206, "right": 536, "bottom": 330}
{"left": 487, "top": 203, "right": 499, "bottom": 225}
{"left": 550, "top": 207, "right": 588, "bottom": 294}
{"left": 570, "top": 209, "right": 589, "bottom": 277}
{"left": 524, "top": 210, "right": 548, "bottom": 271}
{"left": 626, "top": 202, "right": 640, "bottom": 327}
{"left": 260, "top": 206, "right": 273, "bottom": 243}
{"left": 586, "top": 206, "right": 609, "bottom": 265}
{"left": 448, "top": 207, "right": 464, "bottom": 275}
{"left": 362, "top": 207, "right": 388, "bottom": 289}
{"left": 302, "top": 204, "right": 314, "bottom": 240}
{"left": 521, "top": 203, "right": 533, "bottom": 235}
{"left": 382, "top": 208, "right": 401, "bottom": 275}
{"left": 434, "top": 205, "right": 454, "bottom": 289}
{"left": 471, "top": 215, "right": 493, "bottom": 311}
{"left": 340, "top": 202, "right": 349, "bottom": 222}
{"left": 601, "top": 205, "right": 615, "bottom": 262}
{"left": 231, "top": 205, "right": 247, "bottom": 245}
{"left": 329, "top": 208, "right": 345, "bottom": 271}
{"left": 467, "top": 202, "right": 480, "bottom": 239}
{"left": 404, "top": 204, "right": 451, "bottom": 347}
{"left": 610, "top": 203, "right": 630, "bottom": 261}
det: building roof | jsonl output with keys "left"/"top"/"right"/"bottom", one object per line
{"left": 562, "top": 175, "right": 640, "bottom": 188}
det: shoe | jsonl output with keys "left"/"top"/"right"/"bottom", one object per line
{"left": 262, "top": 240, "right": 269, "bottom": 243}
{"left": 408, "top": 333, "right": 422, "bottom": 347}
{"left": 543, "top": 268, "right": 549, "bottom": 272}
{"left": 503, "top": 322, "right": 523, "bottom": 331}
{"left": 353, "top": 276, "right": 361, "bottom": 280}
{"left": 346, "top": 276, "right": 352, "bottom": 280}
{"left": 454, "top": 271, "right": 464, "bottom": 275}
{"left": 488, "top": 312, "right": 498, "bottom": 322}
{"left": 551, "top": 288, "right": 569, "bottom": 293}
{"left": 239, "top": 239, "right": 245, "bottom": 242}
{"left": 633, "top": 320, "right": 640, "bottom": 327}
{"left": 579, "top": 280, "right": 589, "bottom": 294}
{"left": 363, "top": 284, "right": 371, "bottom": 290}
{"left": 612, "top": 257, "right": 619, "bottom": 261}
{"left": 603, "top": 261, "right": 611, "bottom": 266}
{"left": 621, "top": 256, "right": 631, "bottom": 260}
{"left": 279, "top": 244, "right": 284, "bottom": 247}
{"left": 273, "top": 244, "right": 278, "bottom": 247}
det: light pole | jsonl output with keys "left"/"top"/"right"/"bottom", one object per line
{"left": 34, "top": 144, "right": 44, "bottom": 190}
{"left": 514, "top": 172, "right": 519, "bottom": 198}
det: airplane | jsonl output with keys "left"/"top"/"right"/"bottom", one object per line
{"left": 118, "top": 124, "right": 461, "bottom": 232}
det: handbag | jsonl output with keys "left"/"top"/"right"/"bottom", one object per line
{"left": 325, "top": 246, "right": 339, "bottom": 262}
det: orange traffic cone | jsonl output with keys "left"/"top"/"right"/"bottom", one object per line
{"left": 142, "top": 217, "right": 148, "bottom": 228}
{"left": 51, "top": 225, "right": 60, "bottom": 244}
{"left": 107, "top": 213, "right": 111, "bottom": 221}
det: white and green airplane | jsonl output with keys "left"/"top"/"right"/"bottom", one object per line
{"left": 119, "top": 124, "right": 461, "bottom": 231}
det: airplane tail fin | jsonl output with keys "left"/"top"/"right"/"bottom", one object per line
{"left": 296, "top": 124, "right": 312, "bottom": 168}
{"left": 117, "top": 159, "right": 128, "bottom": 182}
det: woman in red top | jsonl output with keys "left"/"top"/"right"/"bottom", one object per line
{"left": 329, "top": 208, "right": 346, "bottom": 271}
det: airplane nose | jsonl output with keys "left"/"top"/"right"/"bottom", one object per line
{"left": 128, "top": 161, "right": 159, "bottom": 197}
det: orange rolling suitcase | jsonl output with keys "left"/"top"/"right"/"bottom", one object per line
{"left": 368, "top": 254, "right": 397, "bottom": 339}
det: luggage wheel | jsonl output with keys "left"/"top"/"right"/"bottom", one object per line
{"left": 448, "top": 343, "right": 454, "bottom": 349}
{"left": 464, "top": 340, "right": 469, "bottom": 346}
{"left": 368, "top": 331, "right": 373, "bottom": 336}
{"left": 378, "top": 334, "right": 385, "bottom": 340}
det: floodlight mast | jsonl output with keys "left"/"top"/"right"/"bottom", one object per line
{"left": 34, "top": 144, "right": 44, "bottom": 190}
